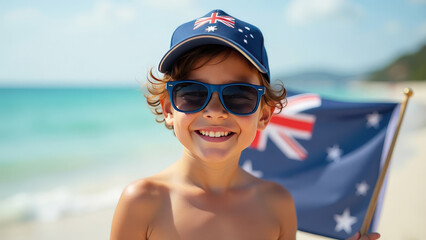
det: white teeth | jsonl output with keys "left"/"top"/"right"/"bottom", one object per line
{"left": 199, "top": 130, "right": 231, "bottom": 138}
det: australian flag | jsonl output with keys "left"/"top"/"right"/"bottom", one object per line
{"left": 240, "top": 90, "right": 400, "bottom": 239}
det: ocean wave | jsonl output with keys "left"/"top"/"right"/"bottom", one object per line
{"left": 0, "top": 186, "right": 122, "bottom": 225}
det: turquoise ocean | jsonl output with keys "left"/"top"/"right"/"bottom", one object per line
{"left": 0, "top": 87, "right": 183, "bottom": 226}
{"left": 0, "top": 81, "right": 389, "bottom": 226}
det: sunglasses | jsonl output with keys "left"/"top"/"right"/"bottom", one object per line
{"left": 166, "top": 80, "right": 265, "bottom": 116}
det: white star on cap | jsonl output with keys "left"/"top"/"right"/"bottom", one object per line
{"left": 334, "top": 208, "right": 357, "bottom": 234}
{"left": 356, "top": 181, "right": 370, "bottom": 196}
{"left": 327, "top": 144, "right": 343, "bottom": 162}
{"left": 238, "top": 26, "right": 254, "bottom": 44}
{"left": 366, "top": 111, "right": 382, "bottom": 128}
{"left": 242, "top": 160, "right": 263, "bottom": 178}
{"left": 205, "top": 26, "right": 217, "bottom": 32}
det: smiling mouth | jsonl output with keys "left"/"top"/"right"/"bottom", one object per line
{"left": 196, "top": 130, "right": 234, "bottom": 138}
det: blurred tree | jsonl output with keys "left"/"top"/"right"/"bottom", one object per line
{"left": 369, "top": 43, "right": 426, "bottom": 82}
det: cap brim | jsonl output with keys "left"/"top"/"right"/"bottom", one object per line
{"left": 158, "top": 35, "right": 268, "bottom": 75}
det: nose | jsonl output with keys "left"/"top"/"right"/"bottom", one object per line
{"left": 202, "top": 92, "right": 228, "bottom": 119}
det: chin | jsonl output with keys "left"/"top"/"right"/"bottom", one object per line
{"left": 196, "top": 149, "right": 240, "bottom": 163}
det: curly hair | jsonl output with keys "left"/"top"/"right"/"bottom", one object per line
{"left": 144, "top": 45, "right": 287, "bottom": 129}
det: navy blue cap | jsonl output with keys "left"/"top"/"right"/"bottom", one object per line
{"left": 158, "top": 9, "right": 270, "bottom": 81}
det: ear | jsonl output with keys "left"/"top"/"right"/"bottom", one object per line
{"left": 161, "top": 98, "right": 174, "bottom": 127}
{"left": 257, "top": 105, "right": 274, "bottom": 131}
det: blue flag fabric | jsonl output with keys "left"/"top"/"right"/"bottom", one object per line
{"left": 240, "top": 90, "right": 399, "bottom": 239}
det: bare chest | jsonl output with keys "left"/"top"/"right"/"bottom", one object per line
{"left": 147, "top": 191, "right": 281, "bottom": 240}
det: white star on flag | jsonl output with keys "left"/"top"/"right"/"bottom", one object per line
{"left": 356, "top": 181, "right": 370, "bottom": 196}
{"left": 334, "top": 208, "right": 357, "bottom": 234}
{"left": 242, "top": 160, "right": 263, "bottom": 178}
{"left": 366, "top": 111, "right": 382, "bottom": 128}
{"left": 205, "top": 26, "right": 217, "bottom": 32}
{"left": 327, "top": 144, "right": 343, "bottom": 162}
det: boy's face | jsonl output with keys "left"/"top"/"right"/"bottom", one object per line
{"left": 161, "top": 51, "right": 273, "bottom": 163}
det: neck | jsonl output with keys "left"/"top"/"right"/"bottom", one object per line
{"left": 174, "top": 148, "right": 244, "bottom": 193}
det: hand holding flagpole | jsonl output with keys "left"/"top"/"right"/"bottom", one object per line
{"left": 360, "top": 88, "right": 414, "bottom": 236}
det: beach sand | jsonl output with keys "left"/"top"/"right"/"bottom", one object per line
{"left": 0, "top": 208, "right": 114, "bottom": 240}
{"left": 1, "top": 82, "right": 424, "bottom": 240}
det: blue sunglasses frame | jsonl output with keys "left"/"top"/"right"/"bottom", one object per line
{"left": 166, "top": 80, "right": 265, "bottom": 116}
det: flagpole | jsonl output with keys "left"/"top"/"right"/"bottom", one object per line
{"left": 360, "top": 88, "right": 413, "bottom": 236}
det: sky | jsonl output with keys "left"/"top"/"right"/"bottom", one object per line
{"left": 0, "top": 0, "right": 425, "bottom": 86}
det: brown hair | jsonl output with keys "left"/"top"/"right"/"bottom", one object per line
{"left": 145, "top": 45, "right": 287, "bottom": 129}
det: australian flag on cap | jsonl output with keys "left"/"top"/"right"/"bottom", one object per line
{"left": 158, "top": 9, "right": 270, "bottom": 81}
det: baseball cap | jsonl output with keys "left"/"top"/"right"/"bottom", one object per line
{"left": 158, "top": 9, "right": 270, "bottom": 81}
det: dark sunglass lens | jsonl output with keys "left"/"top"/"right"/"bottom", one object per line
{"left": 173, "top": 82, "right": 208, "bottom": 112}
{"left": 222, "top": 85, "right": 258, "bottom": 114}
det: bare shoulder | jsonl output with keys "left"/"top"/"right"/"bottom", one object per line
{"left": 256, "top": 179, "right": 296, "bottom": 219}
{"left": 122, "top": 177, "right": 169, "bottom": 205}
{"left": 110, "top": 177, "right": 170, "bottom": 240}
{"left": 257, "top": 179, "right": 293, "bottom": 202}
{"left": 256, "top": 178, "right": 297, "bottom": 240}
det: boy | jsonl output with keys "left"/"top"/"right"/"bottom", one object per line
{"left": 110, "top": 10, "right": 380, "bottom": 240}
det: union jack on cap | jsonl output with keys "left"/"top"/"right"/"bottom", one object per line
{"left": 158, "top": 9, "right": 270, "bottom": 81}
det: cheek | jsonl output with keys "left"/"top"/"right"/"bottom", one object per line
{"left": 172, "top": 112, "right": 195, "bottom": 138}
{"left": 239, "top": 116, "right": 260, "bottom": 141}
